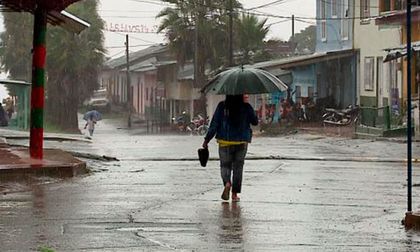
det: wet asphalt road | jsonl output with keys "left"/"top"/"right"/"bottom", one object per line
{"left": 1, "top": 117, "right": 420, "bottom": 251}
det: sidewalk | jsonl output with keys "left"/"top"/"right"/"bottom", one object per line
{"left": 0, "top": 134, "right": 87, "bottom": 180}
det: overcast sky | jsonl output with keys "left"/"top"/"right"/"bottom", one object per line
{"left": 99, "top": 0, "right": 316, "bottom": 58}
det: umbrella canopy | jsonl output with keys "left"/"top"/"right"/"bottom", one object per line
{"left": 83, "top": 110, "right": 102, "bottom": 121}
{"left": 201, "top": 67, "right": 288, "bottom": 95}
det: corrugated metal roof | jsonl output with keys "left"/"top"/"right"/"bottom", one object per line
{"left": 384, "top": 41, "right": 420, "bottom": 62}
{"left": 248, "top": 49, "right": 355, "bottom": 69}
{"left": 0, "top": 1, "right": 90, "bottom": 33}
{"left": 0, "top": 0, "right": 81, "bottom": 12}
{"left": 105, "top": 44, "right": 168, "bottom": 69}
{"left": 177, "top": 63, "right": 194, "bottom": 80}
{"left": 0, "top": 79, "right": 31, "bottom": 86}
{"left": 375, "top": 6, "right": 420, "bottom": 25}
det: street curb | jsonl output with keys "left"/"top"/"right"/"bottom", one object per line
{"left": 120, "top": 155, "right": 413, "bottom": 163}
{"left": 2, "top": 135, "right": 91, "bottom": 143}
{"left": 0, "top": 147, "right": 88, "bottom": 181}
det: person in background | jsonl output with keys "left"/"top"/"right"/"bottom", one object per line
{"left": 5, "top": 97, "right": 14, "bottom": 120}
{"left": 0, "top": 102, "right": 9, "bottom": 126}
{"left": 84, "top": 115, "right": 97, "bottom": 137}
{"left": 202, "top": 95, "right": 258, "bottom": 202}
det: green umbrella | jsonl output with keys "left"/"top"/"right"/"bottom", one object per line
{"left": 201, "top": 67, "right": 288, "bottom": 95}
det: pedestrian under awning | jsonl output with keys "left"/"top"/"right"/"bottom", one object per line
{"left": 383, "top": 41, "right": 420, "bottom": 62}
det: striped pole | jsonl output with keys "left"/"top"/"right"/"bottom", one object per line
{"left": 29, "top": 7, "right": 47, "bottom": 159}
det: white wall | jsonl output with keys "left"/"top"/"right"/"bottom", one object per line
{"left": 353, "top": 0, "right": 401, "bottom": 105}
{"left": 206, "top": 94, "right": 225, "bottom": 121}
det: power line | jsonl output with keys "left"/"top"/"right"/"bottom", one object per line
{"left": 154, "top": 1, "right": 383, "bottom": 22}
{"left": 101, "top": 15, "right": 157, "bottom": 19}
{"left": 106, "top": 43, "right": 156, "bottom": 49}
{"left": 319, "top": 0, "right": 380, "bottom": 9}
{"left": 108, "top": 30, "right": 162, "bottom": 43}
{"left": 238, "top": 8, "right": 381, "bottom": 20}
{"left": 99, "top": 10, "right": 159, "bottom": 13}
{"left": 267, "top": 18, "right": 292, "bottom": 26}
{"left": 246, "top": 0, "right": 288, "bottom": 11}
{"left": 128, "top": 0, "right": 173, "bottom": 7}
{"left": 2, "top": 0, "right": 389, "bottom": 22}
{"left": 294, "top": 18, "right": 316, "bottom": 25}
{"left": 108, "top": 49, "right": 126, "bottom": 58}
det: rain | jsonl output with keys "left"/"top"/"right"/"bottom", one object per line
{"left": 1, "top": 0, "right": 420, "bottom": 251}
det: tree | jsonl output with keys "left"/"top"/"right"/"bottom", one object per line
{"left": 46, "top": 0, "right": 105, "bottom": 132}
{"left": 157, "top": 0, "right": 242, "bottom": 71}
{"left": 157, "top": 0, "right": 241, "bottom": 116}
{"left": 0, "top": 0, "right": 105, "bottom": 132}
{"left": 235, "top": 13, "right": 269, "bottom": 64}
{"left": 288, "top": 25, "right": 316, "bottom": 54}
{"left": 0, "top": 12, "right": 33, "bottom": 96}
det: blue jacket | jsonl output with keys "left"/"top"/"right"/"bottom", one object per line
{"left": 205, "top": 101, "right": 258, "bottom": 143}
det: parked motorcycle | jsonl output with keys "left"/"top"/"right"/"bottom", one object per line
{"left": 172, "top": 112, "right": 209, "bottom": 135}
{"left": 322, "top": 105, "right": 359, "bottom": 126}
{"left": 172, "top": 111, "right": 194, "bottom": 133}
{"left": 189, "top": 114, "right": 209, "bottom": 136}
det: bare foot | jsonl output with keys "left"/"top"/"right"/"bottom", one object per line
{"left": 221, "top": 182, "right": 231, "bottom": 200}
{"left": 232, "top": 193, "right": 240, "bottom": 202}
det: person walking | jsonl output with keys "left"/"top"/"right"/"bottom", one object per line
{"left": 84, "top": 116, "right": 97, "bottom": 137}
{"left": 202, "top": 95, "right": 258, "bottom": 201}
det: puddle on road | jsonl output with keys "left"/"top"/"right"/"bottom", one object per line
{"left": 0, "top": 176, "right": 63, "bottom": 194}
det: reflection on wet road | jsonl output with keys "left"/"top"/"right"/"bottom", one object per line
{"left": 1, "top": 118, "right": 420, "bottom": 251}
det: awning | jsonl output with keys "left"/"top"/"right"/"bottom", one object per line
{"left": 0, "top": 0, "right": 81, "bottom": 12}
{"left": 0, "top": 79, "right": 31, "bottom": 86}
{"left": 384, "top": 41, "right": 420, "bottom": 62}
{"left": 375, "top": 7, "right": 420, "bottom": 25}
{"left": 48, "top": 11, "right": 90, "bottom": 34}
{"left": 249, "top": 49, "right": 356, "bottom": 70}
{"left": 0, "top": 0, "right": 89, "bottom": 34}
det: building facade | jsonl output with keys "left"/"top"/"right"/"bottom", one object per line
{"left": 354, "top": 0, "right": 402, "bottom": 109}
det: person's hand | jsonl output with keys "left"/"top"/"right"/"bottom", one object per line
{"left": 202, "top": 139, "right": 209, "bottom": 149}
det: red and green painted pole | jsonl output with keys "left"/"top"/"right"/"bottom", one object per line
{"left": 30, "top": 7, "right": 47, "bottom": 159}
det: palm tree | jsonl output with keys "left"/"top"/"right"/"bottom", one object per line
{"left": 46, "top": 0, "right": 105, "bottom": 131}
{"left": 0, "top": 0, "right": 105, "bottom": 132}
{"left": 236, "top": 13, "right": 269, "bottom": 64}
{"left": 157, "top": 0, "right": 242, "bottom": 72}
{"left": 0, "top": 12, "right": 33, "bottom": 96}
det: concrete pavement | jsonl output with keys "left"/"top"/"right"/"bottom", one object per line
{"left": 0, "top": 136, "right": 87, "bottom": 180}
{"left": 1, "top": 119, "right": 420, "bottom": 251}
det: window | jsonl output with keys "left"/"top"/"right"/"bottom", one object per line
{"left": 146, "top": 87, "right": 149, "bottom": 101}
{"left": 341, "top": 0, "right": 349, "bottom": 39}
{"left": 321, "top": 0, "right": 327, "bottom": 41}
{"left": 295, "top": 85, "right": 302, "bottom": 98}
{"left": 308, "top": 87, "right": 314, "bottom": 98}
{"left": 415, "top": 51, "right": 420, "bottom": 95}
{"left": 360, "top": 0, "right": 370, "bottom": 20}
{"left": 331, "top": 0, "right": 337, "bottom": 17}
{"left": 380, "top": 0, "right": 391, "bottom": 12}
{"left": 364, "top": 57, "right": 375, "bottom": 91}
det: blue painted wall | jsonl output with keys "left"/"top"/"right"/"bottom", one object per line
{"left": 316, "top": 0, "right": 353, "bottom": 53}
{"left": 290, "top": 65, "right": 316, "bottom": 102}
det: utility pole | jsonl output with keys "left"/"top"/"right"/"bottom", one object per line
{"left": 29, "top": 7, "right": 47, "bottom": 159}
{"left": 125, "top": 34, "right": 132, "bottom": 128}
{"left": 228, "top": 0, "right": 233, "bottom": 66}
{"left": 292, "top": 14, "right": 295, "bottom": 40}
{"left": 406, "top": 0, "right": 413, "bottom": 213}
{"left": 194, "top": 20, "right": 198, "bottom": 88}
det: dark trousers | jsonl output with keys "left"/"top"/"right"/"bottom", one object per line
{"left": 218, "top": 144, "right": 248, "bottom": 193}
